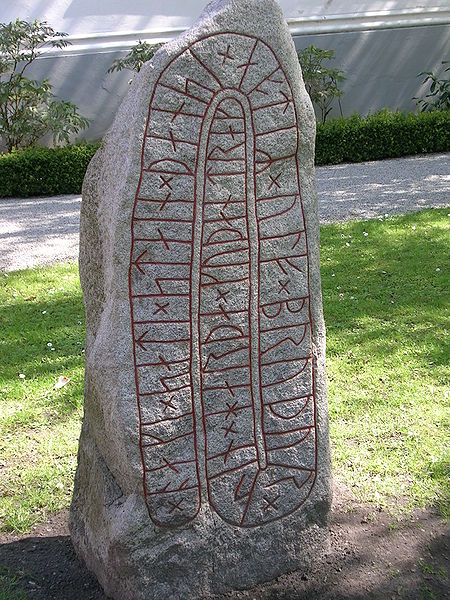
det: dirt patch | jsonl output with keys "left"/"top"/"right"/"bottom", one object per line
{"left": 0, "top": 483, "right": 448, "bottom": 599}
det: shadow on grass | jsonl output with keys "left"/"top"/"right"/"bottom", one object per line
{"left": 0, "top": 536, "right": 105, "bottom": 600}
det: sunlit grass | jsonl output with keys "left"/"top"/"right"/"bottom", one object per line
{"left": 0, "top": 208, "right": 448, "bottom": 533}
{"left": 321, "top": 208, "right": 449, "bottom": 516}
{"left": 0, "top": 264, "right": 84, "bottom": 532}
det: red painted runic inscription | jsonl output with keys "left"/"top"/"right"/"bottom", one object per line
{"left": 129, "top": 33, "right": 317, "bottom": 528}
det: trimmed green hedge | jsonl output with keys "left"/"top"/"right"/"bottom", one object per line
{"left": 0, "top": 143, "right": 100, "bottom": 198}
{"left": 316, "top": 109, "right": 450, "bottom": 165}
{"left": 0, "top": 110, "right": 449, "bottom": 197}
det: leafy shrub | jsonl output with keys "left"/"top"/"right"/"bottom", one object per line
{"left": 0, "top": 143, "right": 100, "bottom": 197}
{"left": 0, "top": 19, "right": 89, "bottom": 152}
{"left": 316, "top": 109, "right": 450, "bottom": 165}
{"left": 107, "top": 41, "right": 163, "bottom": 82}
{"left": 0, "top": 110, "right": 448, "bottom": 197}
{"left": 413, "top": 61, "right": 450, "bottom": 112}
{"left": 297, "top": 45, "right": 345, "bottom": 124}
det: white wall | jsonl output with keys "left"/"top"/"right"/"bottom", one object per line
{"left": 3, "top": 1, "right": 449, "bottom": 36}
{"left": 1, "top": 1, "right": 449, "bottom": 141}
{"left": 3, "top": 1, "right": 449, "bottom": 47}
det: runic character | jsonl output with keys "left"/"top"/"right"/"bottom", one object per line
{"left": 278, "top": 279, "right": 290, "bottom": 295}
{"left": 159, "top": 175, "right": 173, "bottom": 190}
{"left": 225, "top": 400, "right": 239, "bottom": 419}
{"left": 168, "top": 498, "right": 184, "bottom": 513}
{"left": 216, "top": 288, "right": 230, "bottom": 303}
{"left": 160, "top": 396, "right": 177, "bottom": 412}
{"left": 218, "top": 44, "right": 234, "bottom": 65}
{"left": 268, "top": 172, "right": 281, "bottom": 191}
{"left": 263, "top": 493, "right": 280, "bottom": 513}
{"left": 154, "top": 301, "right": 169, "bottom": 315}
{"left": 221, "top": 421, "right": 238, "bottom": 438}
{"left": 170, "top": 101, "right": 186, "bottom": 123}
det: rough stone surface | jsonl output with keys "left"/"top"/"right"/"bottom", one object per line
{"left": 70, "top": 1, "right": 331, "bottom": 598}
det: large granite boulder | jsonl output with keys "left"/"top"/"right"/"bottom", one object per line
{"left": 70, "top": 0, "right": 331, "bottom": 597}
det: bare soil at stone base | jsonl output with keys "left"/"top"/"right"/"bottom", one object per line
{"left": 0, "top": 483, "right": 448, "bottom": 600}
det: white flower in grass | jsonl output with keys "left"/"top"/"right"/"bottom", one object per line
{"left": 332, "top": 273, "right": 335, "bottom": 277}
{"left": 42, "top": 310, "right": 47, "bottom": 315}
{"left": 436, "top": 268, "right": 440, "bottom": 272}
{"left": 411, "top": 226, "right": 416, "bottom": 231}
{"left": 339, "top": 293, "right": 344, "bottom": 297}
{"left": 47, "top": 342, "right": 53, "bottom": 347}
{"left": 346, "top": 242, "right": 350, "bottom": 247}
{"left": 363, "top": 231, "right": 368, "bottom": 237}
{"left": 18, "top": 373, "right": 25, "bottom": 379}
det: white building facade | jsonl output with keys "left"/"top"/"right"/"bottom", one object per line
{"left": 2, "top": 1, "right": 449, "bottom": 141}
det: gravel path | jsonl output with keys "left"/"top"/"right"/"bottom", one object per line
{"left": 0, "top": 153, "right": 448, "bottom": 272}
{"left": 0, "top": 194, "right": 81, "bottom": 272}
{"left": 317, "top": 152, "right": 449, "bottom": 223}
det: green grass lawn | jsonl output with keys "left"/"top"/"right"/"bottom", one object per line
{"left": 0, "top": 208, "right": 448, "bottom": 533}
{"left": 320, "top": 208, "right": 449, "bottom": 517}
{"left": 0, "top": 265, "right": 84, "bottom": 532}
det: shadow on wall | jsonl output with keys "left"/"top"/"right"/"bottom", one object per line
{"left": 63, "top": 0, "right": 199, "bottom": 18}
{"left": 62, "top": 1, "right": 196, "bottom": 37}
{"left": 16, "top": 22, "right": 450, "bottom": 143}
{"left": 294, "top": 24, "right": 449, "bottom": 118}
{"left": 26, "top": 51, "right": 132, "bottom": 143}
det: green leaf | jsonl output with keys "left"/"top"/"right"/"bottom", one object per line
{"left": 0, "top": 19, "right": 89, "bottom": 151}
{"left": 107, "top": 41, "right": 164, "bottom": 77}
{"left": 297, "top": 44, "right": 345, "bottom": 123}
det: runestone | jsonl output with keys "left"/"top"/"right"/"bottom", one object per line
{"left": 70, "top": 1, "right": 331, "bottom": 598}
